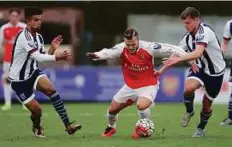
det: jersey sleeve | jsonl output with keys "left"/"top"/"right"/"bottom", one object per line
{"left": 18, "top": 31, "right": 37, "bottom": 54}
{"left": 223, "top": 21, "right": 232, "bottom": 40}
{"left": 195, "top": 29, "right": 211, "bottom": 48}
{"left": 148, "top": 42, "right": 186, "bottom": 57}
{"left": 94, "top": 42, "right": 124, "bottom": 60}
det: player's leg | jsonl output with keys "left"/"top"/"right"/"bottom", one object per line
{"left": 220, "top": 71, "right": 232, "bottom": 126}
{"left": 35, "top": 74, "right": 81, "bottom": 135}
{"left": 1, "top": 62, "right": 12, "bottom": 111}
{"left": 132, "top": 85, "right": 158, "bottom": 138}
{"left": 220, "top": 95, "right": 232, "bottom": 125}
{"left": 10, "top": 79, "right": 45, "bottom": 137}
{"left": 193, "top": 73, "right": 224, "bottom": 137}
{"left": 192, "top": 95, "right": 212, "bottom": 137}
{"left": 182, "top": 71, "right": 203, "bottom": 127}
{"left": 25, "top": 99, "right": 45, "bottom": 137}
{"left": 102, "top": 99, "right": 131, "bottom": 137}
{"left": 102, "top": 85, "right": 137, "bottom": 137}
{"left": 136, "top": 98, "right": 152, "bottom": 119}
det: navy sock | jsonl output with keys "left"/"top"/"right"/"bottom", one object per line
{"left": 228, "top": 94, "right": 232, "bottom": 119}
{"left": 50, "top": 92, "right": 70, "bottom": 127}
{"left": 197, "top": 110, "right": 212, "bottom": 130}
{"left": 183, "top": 93, "right": 194, "bottom": 113}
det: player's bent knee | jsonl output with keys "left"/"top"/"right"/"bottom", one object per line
{"left": 108, "top": 99, "right": 127, "bottom": 114}
{"left": 108, "top": 106, "right": 120, "bottom": 114}
{"left": 43, "top": 87, "right": 56, "bottom": 97}
{"left": 184, "top": 85, "right": 197, "bottom": 95}
{"left": 26, "top": 100, "right": 42, "bottom": 117}
{"left": 136, "top": 103, "right": 148, "bottom": 110}
{"left": 136, "top": 97, "right": 152, "bottom": 110}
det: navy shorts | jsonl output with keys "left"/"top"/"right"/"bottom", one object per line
{"left": 9, "top": 69, "right": 45, "bottom": 104}
{"left": 187, "top": 69, "right": 224, "bottom": 100}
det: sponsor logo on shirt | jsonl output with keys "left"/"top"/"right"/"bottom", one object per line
{"left": 124, "top": 63, "right": 149, "bottom": 72}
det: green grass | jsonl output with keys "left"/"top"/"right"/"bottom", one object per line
{"left": 0, "top": 103, "right": 232, "bottom": 147}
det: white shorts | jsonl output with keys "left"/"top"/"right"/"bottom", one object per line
{"left": 113, "top": 84, "right": 159, "bottom": 103}
{"left": 2, "top": 62, "right": 10, "bottom": 78}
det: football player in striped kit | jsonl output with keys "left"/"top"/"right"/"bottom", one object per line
{"left": 8, "top": 7, "right": 81, "bottom": 137}
{"left": 163, "top": 7, "right": 226, "bottom": 137}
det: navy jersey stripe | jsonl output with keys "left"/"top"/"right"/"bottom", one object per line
{"left": 29, "top": 60, "right": 34, "bottom": 76}
{"left": 185, "top": 34, "right": 192, "bottom": 52}
{"left": 24, "top": 29, "right": 32, "bottom": 41}
{"left": 19, "top": 54, "right": 30, "bottom": 80}
{"left": 230, "top": 22, "right": 232, "bottom": 38}
{"left": 38, "top": 34, "right": 44, "bottom": 44}
{"left": 203, "top": 50, "right": 215, "bottom": 74}
{"left": 10, "top": 31, "right": 23, "bottom": 67}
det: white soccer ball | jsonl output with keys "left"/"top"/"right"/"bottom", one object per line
{"left": 135, "top": 118, "right": 155, "bottom": 138}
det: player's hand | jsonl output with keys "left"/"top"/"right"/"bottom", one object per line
{"left": 86, "top": 52, "right": 99, "bottom": 59}
{"left": 191, "top": 63, "right": 199, "bottom": 73}
{"left": 51, "top": 35, "right": 63, "bottom": 49}
{"left": 55, "top": 50, "right": 72, "bottom": 61}
{"left": 162, "top": 56, "right": 180, "bottom": 66}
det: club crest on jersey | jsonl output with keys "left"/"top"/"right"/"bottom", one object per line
{"left": 140, "top": 54, "right": 145, "bottom": 59}
{"left": 162, "top": 75, "right": 179, "bottom": 97}
{"left": 196, "top": 35, "right": 204, "bottom": 42}
{"left": 153, "top": 43, "right": 161, "bottom": 50}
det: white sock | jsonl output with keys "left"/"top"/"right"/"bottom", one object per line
{"left": 107, "top": 111, "right": 118, "bottom": 128}
{"left": 137, "top": 108, "right": 151, "bottom": 119}
{"left": 3, "top": 83, "right": 12, "bottom": 106}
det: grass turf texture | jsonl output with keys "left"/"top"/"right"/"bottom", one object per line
{"left": 0, "top": 103, "right": 231, "bottom": 147}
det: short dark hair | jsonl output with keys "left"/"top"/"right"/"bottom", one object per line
{"left": 24, "top": 7, "right": 43, "bottom": 20}
{"left": 180, "top": 7, "right": 200, "bottom": 19}
{"left": 9, "top": 8, "right": 21, "bottom": 15}
{"left": 123, "top": 28, "right": 138, "bottom": 40}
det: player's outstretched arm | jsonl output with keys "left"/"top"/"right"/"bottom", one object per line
{"left": 48, "top": 35, "right": 63, "bottom": 55}
{"left": 86, "top": 43, "right": 123, "bottom": 60}
{"left": 162, "top": 44, "right": 205, "bottom": 67}
{"left": 151, "top": 42, "right": 199, "bottom": 73}
{"left": 31, "top": 49, "right": 71, "bottom": 62}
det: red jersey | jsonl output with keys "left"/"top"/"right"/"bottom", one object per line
{"left": 95, "top": 40, "right": 186, "bottom": 89}
{"left": 0, "top": 22, "right": 26, "bottom": 62}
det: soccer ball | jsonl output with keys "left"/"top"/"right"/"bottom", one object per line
{"left": 135, "top": 118, "right": 155, "bottom": 138}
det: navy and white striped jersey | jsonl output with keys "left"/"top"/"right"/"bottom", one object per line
{"left": 8, "top": 28, "right": 45, "bottom": 81}
{"left": 223, "top": 19, "right": 232, "bottom": 40}
{"left": 179, "top": 23, "right": 225, "bottom": 76}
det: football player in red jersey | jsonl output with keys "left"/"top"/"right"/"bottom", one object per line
{"left": 87, "top": 28, "right": 188, "bottom": 138}
{"left": 0, "top": 8, "right": 26, "bottom": 111}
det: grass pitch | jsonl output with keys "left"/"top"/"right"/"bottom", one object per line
{"left": 0, "top": 103, "right": 231, "bottom": 147}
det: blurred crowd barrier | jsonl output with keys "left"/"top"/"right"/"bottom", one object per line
{"left": 0, "top": 66, "right": 229, "bottom": 104}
